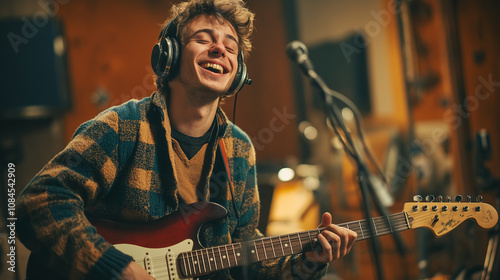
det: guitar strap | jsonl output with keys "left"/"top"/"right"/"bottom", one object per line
{"left": 218, "top": 139, "right": 241, "bottom": 225}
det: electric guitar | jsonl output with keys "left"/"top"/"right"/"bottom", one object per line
{"left": 91, "top": 197, "right": 498, "bottom": 280}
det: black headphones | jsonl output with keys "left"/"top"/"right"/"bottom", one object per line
{"left": 151, "top": 19, "right": 252, "bottom": 97}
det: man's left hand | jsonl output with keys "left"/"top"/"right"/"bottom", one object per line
{"left": 304, "top": 212, "right": 357, "bottom": 264}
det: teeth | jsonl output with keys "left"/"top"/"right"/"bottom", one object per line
{"left": 201, "top": 63, "right": 224, "bottom": 74}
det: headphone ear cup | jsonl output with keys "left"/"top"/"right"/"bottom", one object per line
{"left": 151, "top": 42, "right": 163, "bottom": 76}
{"left": 226, "top": 52, "right": 250, "bottom": 97}
{"left": 166, "top": 37, "right": 180, "bottom": 80}
{"left": 150, "top": 35, "right": 181, "bottom": 79}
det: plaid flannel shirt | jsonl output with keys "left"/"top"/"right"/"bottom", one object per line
{"left": 17, "top": 91, "right": 328, "bottom": 280}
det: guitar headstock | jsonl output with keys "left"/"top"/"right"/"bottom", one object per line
{"left": 404, "top": 195, "right": 498, "bottom": 237}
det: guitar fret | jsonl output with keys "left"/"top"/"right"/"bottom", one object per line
{"left": 297, "top": 233, "right": 303, "bottom": 250}
{"left": 187, "top": 252, "right": 194, "bottom": 277}
{"left": 232, "top": 244, "right": 239, "bottom": 266}
{"left": 387, "top": 217, "right": 394, "bottom": 233}
{"left": 253, "top": 240, "right": 260, "bottom": 261}
{"left": 205, "top": 248, "right": 212, "bottom": 272}
{"left": 373, "top": 219, "right": 378, "bottom": 236}
{"left": 218, "top": 247, "right": 224, "bottom": 269}
{"left": 262, "top": 239, "right": 268, "bottom": 259}
{"left": 212, "top": 247, "right": 217, "bottom": 270}
{"left": 218, "top": 246, "right": 225, "bottom": 269}
{"left": 358, "top": 221, "right": 365, "bottom": 239}
{"left": 270, "top": 237, "right": 277, "bottom": 258}
{"left": 278, "top": 236, "right": 285, "bottom": 256}
{"left": 200, "top": 249, "right": 207, "bottom": 274}
{"left": 189, "top": 251, "right": 197, "bottom": 274}
{"left": 288, "top": 235, "right": 294, "bottom": 254}
{"left": 307, "top": 231, "right": 314, "bottom": 251}
{"left": 195, "top": 250, "right": 201, "bottom": 275}
{"left": 225, "top": 246, "right": 232, "bottom": 268}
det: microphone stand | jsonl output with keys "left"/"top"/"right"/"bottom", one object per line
{"left": 303, "top": 68, "right": 389, "bottom": 280}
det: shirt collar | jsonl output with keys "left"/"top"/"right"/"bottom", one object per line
{"left": 150, "top": 91, "right": 229, "bottom": 139}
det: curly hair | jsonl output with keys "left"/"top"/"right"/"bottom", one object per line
{"left": 168, "top": 0, "right": 254, "bottom": 57}
{"left": 155, "top": 0, "right": 255, "bottom": 92}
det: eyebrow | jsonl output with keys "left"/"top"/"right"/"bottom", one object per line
{"left": 188, "top": 28, "right": 238, "bottom": 45}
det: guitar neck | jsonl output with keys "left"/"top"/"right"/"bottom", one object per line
{"left": 178, "top": 212, "right": 409, "bottom": 277}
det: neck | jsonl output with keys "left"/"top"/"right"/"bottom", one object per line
{"left": 167, "top": 88, "right": 219, "bottom": 138}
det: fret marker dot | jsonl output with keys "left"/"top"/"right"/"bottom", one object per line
{"left": 223, "top": 255, "right": 226, "bottom": 259}
{"left": 210, "top": 258, "right": 213, "bottom": 261}
{"left": 237, "top": 253, "right": 240, "bottom": 257}
{"left": 251, "top": 250, "right": 255, "bottom": 254}
{"left": 285, "top": 244, "right": 288, "bottom": 247}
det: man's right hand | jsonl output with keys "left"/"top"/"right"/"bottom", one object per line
{"left": 119, "top": 261, "right": 155, "bottom": 280}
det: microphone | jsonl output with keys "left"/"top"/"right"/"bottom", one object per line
{"left": 286, "top": 41, "right": 316, "bottom": 78}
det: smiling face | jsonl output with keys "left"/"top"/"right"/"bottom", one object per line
{"left": 171, "top": 14, "right": 239, "bottom": 104}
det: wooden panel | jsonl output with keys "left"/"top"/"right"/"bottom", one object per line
{"left": 455, "top": 0, "right": 500, "bottom": 183}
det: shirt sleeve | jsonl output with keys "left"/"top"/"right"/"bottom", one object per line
{"left": 229, "top": 143, "right": 329, "bottom": 280}
{"left": 16, "top": 110, "right": 133, "bottom": 280}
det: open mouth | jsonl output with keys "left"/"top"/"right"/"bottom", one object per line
{"left": 199, "top": 62, "right": 227, "bottom": 74}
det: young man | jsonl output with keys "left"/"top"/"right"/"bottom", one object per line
{"left": 17, "top": 0, "right": 357, "bottom": 279}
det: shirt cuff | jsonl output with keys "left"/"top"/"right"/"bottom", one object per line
{"left": 86, "top": 246, "right": 134, "bottom": 280}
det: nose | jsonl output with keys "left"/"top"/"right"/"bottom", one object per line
{"left": 209, "top": 41, "right": 226, "bottom": 57}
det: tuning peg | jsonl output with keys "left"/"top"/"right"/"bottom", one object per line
{"left": 467, "top": 195, "right": 472, "bottom": 202}
{"left": 447, "top": 195, "right": 452, "bottom": 202}
{"left": 426, "top": 195, "right": 435, "bottom": 202}
{"left": 437, "top": 195, "right": 443, "bottom": 202}
{"left": 455, "top": 195, "right": 463, "bottom": 202}
{"left": 477, "top": 195, "right": 483, "bottom": 202}
{"left": 413, "top": 195, "right": 422, "bottom": 202}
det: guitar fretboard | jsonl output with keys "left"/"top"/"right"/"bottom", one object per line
{"left": 177, "top": 212, "right": 410, "bottom": 277}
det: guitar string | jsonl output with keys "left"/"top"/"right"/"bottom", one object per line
{"left": 155, "top": 214, "right": 410, "bottom": 263}
{"left": 167, "top": 209, "right": 466, "bottom": 276}
{"left": 141, "top": 207, "right": 471, "bottom": 276}
{"left": 175, "top": 213, "right": 410, "bottom": 259}
{"left": 173, "top": 213, "right": 412, "bottom": 275}
{"left": 156, "top": 208, "right": 468, "bottom": 275}
{"left": 176, "top": 207, "right": 468, "bottom": 267}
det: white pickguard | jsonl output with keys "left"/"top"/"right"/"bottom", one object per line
{"left": 115, "top": 239, "right": 194, "bottom": 280}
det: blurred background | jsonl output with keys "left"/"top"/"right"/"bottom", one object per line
{"left": 1, "top": 0, "right": 499, "bottom": 279}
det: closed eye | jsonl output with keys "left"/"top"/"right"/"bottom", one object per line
{"left": 196, "top": 39, "right": 210, "bottom": 44}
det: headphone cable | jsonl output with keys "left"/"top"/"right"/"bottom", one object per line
{"left": 232, "top": 92, "right": 239, "bottom": 124}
